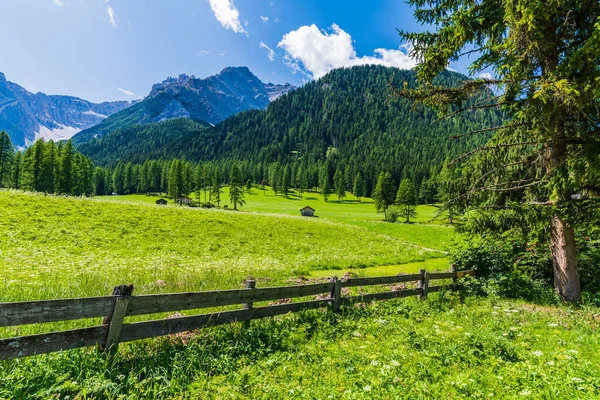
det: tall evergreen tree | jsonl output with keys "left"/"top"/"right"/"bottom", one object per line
{"left": 229, "top": 164, "right": 246, "bottom": 210}
{"left": 373, "top": 172, "right": 396, "bottom": 220}
{"left": 22, "top": 139, "right": 45, "bottom": 191}
{"left": 11, "top": 152, "right": 22, "bottom": 189}
{"left": 211, "top": 167, "right": 222, "bottom": 207}
{"left": 334, "top": 168, "right": 346, "bottom": 201}
{"left": 396, "top": 178, "right": 417, "bottom": 223}
{"left": 59, "top": 140, "right": 75, "bottom": 195}
{"left": 353, "top": 172, "right": 365, "bottom": 203}
{"left": 400, "top": 0, "right": 600, "bottom": 301}
{"left": 0, "top": 131, "right": 13, "bottom": 188}
{"left": 168, "top": 159, "right": 184, "bottom": 201}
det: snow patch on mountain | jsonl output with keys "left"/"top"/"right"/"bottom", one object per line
{"left": 35, "top": 125, "right": 82, "bottom": 141}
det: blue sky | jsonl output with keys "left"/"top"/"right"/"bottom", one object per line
{"left": 0, "top": 0, "right": 474, "bottom": 103}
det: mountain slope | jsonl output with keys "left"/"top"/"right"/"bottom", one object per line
{"left": 0, "top": 72, "right": 131, "bottom": 147}
{"left": 72, "top": 67, "right": 294, "bottom": 144}
{"left": 78, "top": 66, "right": 501, "bottom": 183}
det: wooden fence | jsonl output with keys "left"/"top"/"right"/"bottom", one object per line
{"left": 0, "top": 267, "right": 475, "bottom": 360}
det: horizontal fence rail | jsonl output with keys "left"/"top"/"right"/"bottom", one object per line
{"left": 0, "top": 268, "right": 476, "bottom": 360}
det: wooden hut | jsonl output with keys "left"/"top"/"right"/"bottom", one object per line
{"left": 300, "top": 206, "right": 315, "bottom": 217}
{"left": 156, "top": 198, "right": 168, "bottom": 206}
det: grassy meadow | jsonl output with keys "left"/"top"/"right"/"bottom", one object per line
{"left": 2, "top": 189, "right": 599, "bottom": 399}
{"left": 0, "top": 189, "right": 449, "bottom": 303}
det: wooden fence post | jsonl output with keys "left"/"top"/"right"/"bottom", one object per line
{"left": 451, "top": 264, "right": 458, "bottom": 284}
{"left": 418, "top": 269, "right": 428, "bottom": 300}
{"left": 103, "top": 284, "right": 133, "bottom": 355}
{"left": 242, "top": 279, "right": 256, "bottom": 310}
{"left": 331, "top": 276, "right": 342, "bottom": 312}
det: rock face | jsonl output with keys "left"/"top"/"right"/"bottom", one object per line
{"left": 73, "top": 67, "right": 294, "bottom": 144}
{"left": 0, "top": 72, "right": 132, "bottom": 147}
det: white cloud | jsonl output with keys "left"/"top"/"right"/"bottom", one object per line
{"left": 278, "top": 24, "right": 416, "bottom": 79}
{"left": 197, "top": 50, "right": 211, "bottom": 56}
{"left": 260, "top": 16, "right": 269, "bottom": 22}
{"left": 106, "top": 5, "right": 118, "bottom": 27}
{"left": 207, "top": 0, "right": 246, "bottom": 34}
{"left": 219, "top": 50, "right": 227, "bottom": 56}
{"left": 53, "top": 0, "right": 65, "bottom": 6}
{"left": 260, "top": 41, "right": 276, "bottom": 61}
{"left": 118, "top": 88, "right": 135, "bottom": 96}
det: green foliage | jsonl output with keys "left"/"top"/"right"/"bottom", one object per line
{"left": 400, "top": 0, "right": 600, "bottom": 301}
{"left": 2, "top": 296, "right": 600, "bottom": 398}
{"left": 229, "top": 163, "right": 246, "bottom": 210}
{"left": 395, "top": 178, "right": 418, "bottom": 223}
{"left": 372, "top": 172, "right": 395, "bottom": 220}
{"left": 0, "top": 131, "right": 14, "bottom": 188}
{"left": 78, "top": 67, "right": 499, "bottom": 195}
{"left": 353, "top": 172, "right": 365, "bottom": 202}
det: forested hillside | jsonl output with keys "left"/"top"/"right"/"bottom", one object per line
{"left": 78, "top": 66, "right": 503, "bottom": 186}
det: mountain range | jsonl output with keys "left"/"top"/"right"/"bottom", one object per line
{"left": 0, "top": 72, "right": 131, "bottom": 148}
{"left": 77, "top": 65, "right": 500, "bottom": 186}
{"left": 0, "top": 67, "right": 294, "bottom": 148}
{"left": 71, "top": 67, "right": 294, "bottom": 144}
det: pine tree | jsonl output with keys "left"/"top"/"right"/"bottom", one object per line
{"left": 353, "top": 172, "right": 365, "bottom": 203}
{"left": 245, "top": 179, "right": 252, "bottom": 193}
{"left": 211, "top": 167, "right": 222, "bottom": 207}
{"left": 168, "top": 159, "right": 184, "bottom": 201}
{"left": 59, "top": 140, "right": 75, "bottom": 195}
{"left": 282, "top": 165, "right": 290, "bottom": 197}
{"left": 39, "top": 141, "right": 57, "bottom": 193}
{"left": 112, "top": 163, "right": 125, "bottom": 195}
{"left": 373, "top": 172, "right": 396, "bottom": 220}
{"left": 0, "top": 131, "right": 14, "bottom": 188}
{"left": 229, "top": 164, "right": 246, "bottom": 210}
{"left": 22, "top": 139, "right": 45, "bottom": 191}
{"left": 401, "top": 0, "right": 600, "bottom": 301}
{"left": 396, "top": 178, "right": 417, "bottom": 223}
{"left": 334, "top": 168, "right": 345, "bottom": 201}
{"left": 11, "top": 152, "right": 22, "bottom": 189}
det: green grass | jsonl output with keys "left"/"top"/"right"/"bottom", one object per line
{"left": 99, "top": 187, "right": 459, "bottom": 251}
{"left": 0, "top": 190, "right": 445, "bottom": 302}
{"left": 1, "top": 295, "right": 599, "bottom": 399}
{"left": 1, "top": 190, "right": 600, "bottom": 399}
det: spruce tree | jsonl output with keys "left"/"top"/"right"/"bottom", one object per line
{"left": 334, "top": 168, "right": 345, "bottom": 201}
{"left": 0, "top": 131, "right": 13, "bottom": 188}
{"left": 353, "top": 172, "right": 365, "bottom": 203}
{"left": 168, "top": 159, "right": 184, "bottom": 201}
{"left": 400, "top": 0, "right": 600, "bottom": 301}
{"left": 396, "top": 178, "right": 417, "bottom": 223}
{"left": 211, "top": 167, "right": 222, "bottom": 207}
{"left": 373, "top": 172, "right": 396, "bottom": 220}
{"left": 59, "top": 140, "right": 75, "bottom": 195}
{"left": 229, "top": 164, "right": 246, "bottom": 210}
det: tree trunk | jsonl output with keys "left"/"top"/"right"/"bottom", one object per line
{"left": 550, "top": 215, "right": 581, "bottom": 302}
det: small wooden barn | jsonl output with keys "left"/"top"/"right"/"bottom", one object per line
{"left": 155, "top": 198, "right": 168, "bottom": 206}
{"left": 177, "top": 196, "right": 192, "bottom": 206}
{"left": 300, "top": 206, "right": 315, "bottom": 217}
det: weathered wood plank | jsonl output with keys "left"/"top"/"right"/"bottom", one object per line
{"left": 428, "top": 272, "right": 456, "bottom": 280}
{"left": 120, "top": 299, "right": 332, "bottom": 342}
{"left": 0, "top": 297, "right": 116, "bottom": 328}
{"left": 331, "top": 277, "right": 342, "bottom": 313}
{"left": 428, "top": 286, "right": 444, "bottom": 293}
{"left": 126, "top": 283, "right": 334, "bottom": 316}
{"left": 104, "top": 297, "right": 130, "bottom": 354}
{"left": 345, "top": 288, "right": 422, "bottom": 304}
{"left": 0, "top": 326, "right": 108, "bottom": 360}
{"left": 341, "top": 273, "right": 422, "bottom": 288}
{"left": 456, "top": 270, "right": 476, "bottom": 278}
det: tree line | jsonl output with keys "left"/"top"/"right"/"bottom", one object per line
{"left": 0, "top": 133, "right": 94, "bottom": 196}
